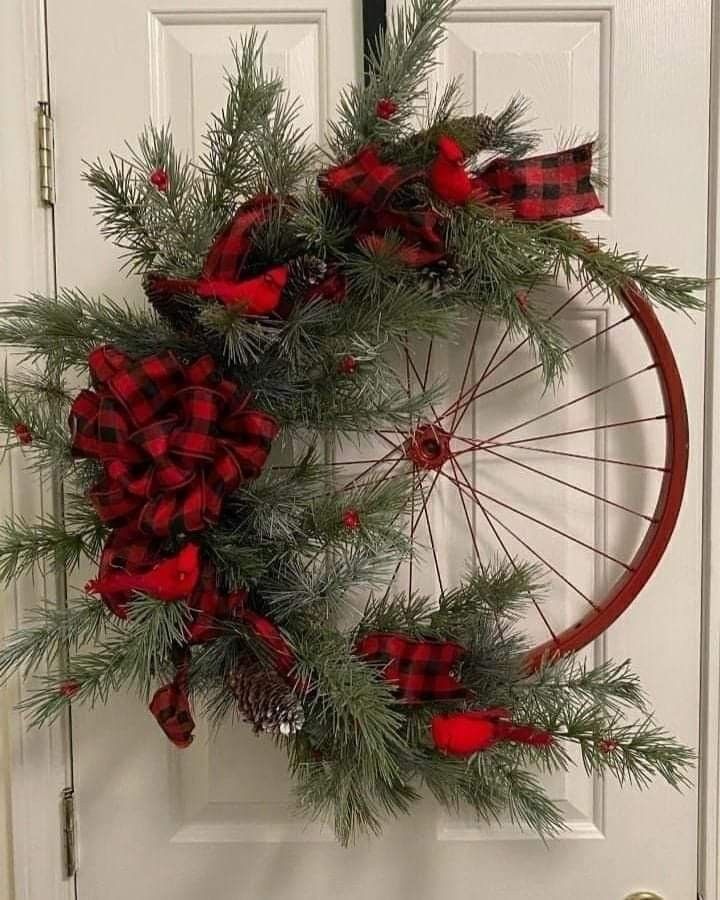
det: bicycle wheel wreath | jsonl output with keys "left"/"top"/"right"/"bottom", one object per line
{"left": 0, "top": 0, "right": 702, "bottom": 845}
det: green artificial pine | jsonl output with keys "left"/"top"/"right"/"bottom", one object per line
{"left": 0, "top": 0, "right": 702, "bottom": 848}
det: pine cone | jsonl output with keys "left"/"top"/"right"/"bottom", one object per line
{"left": 287, "top": 255, "right": 327, "bottom": 290}
{"left": 228, "top": 661, "right": 305, "bottom": 736}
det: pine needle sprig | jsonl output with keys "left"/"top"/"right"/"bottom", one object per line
{"left": 0, "top": 595, "right": 108, "bottom": 685}
{"left": 0, "top": 290, "right": 196, "bottom": 373}
{"left": 197, "top": 33, "right": 283, "bottom": 223}
{"left": 0, "top": 516, "right": 96, "bottom": 583}
{"left": 328, "top": 0, "right": 459, "bottom": 156}
{"left": 16, "top": 599, "right": 192, "bottom": 726}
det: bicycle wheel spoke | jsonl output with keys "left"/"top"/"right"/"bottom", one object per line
{"left": 422, "top": 338, "right": 434, "bottom": 390}
{"left": 481, "top": 364, "right": 657, "bottom": 447}
{"left": 374, "top": 430, "right": 403, "bottom": 452}
{"left": 440, "top": 467, "right": 630, "bottom": 569}
{"left": 379, "top": 469, "right": 440, "bottom": 602}
{"left": 447, "top": 462, "right": 560, "bottom": 639}
{"left": 477, "top": 280, "right": 597, "bottom": 386}
{"left": 481, "top": 440, "right": 669, "bottom": 473}
{"left": 404, "top": 343, "right": 441, "bottom": 420}
{"left": 448, "top": 314, "right": 633, "bottom": 421}
{"left": 449, "top": 325, "right": 510, "bottom": 430}
{"left": 341, "top": 444, "right": 406, "bottom": 488}
{"left": 449, "top": 315, "right": 484, "bottom": 422}
{"left": 450, "top": 463, "right": 595, "bottom": 609}
{"left": 441, "top": 282, "right": 597, "bottom": 429}
{"left": 447, "top": 457, "right": 482, "bottom": 564}
{"left": 479, "top": 446, "right": 655, "bottom": 522}
{"left": 417, "top": 475, "right": 445, "bottom": 597}
{"left": 335, "top": 457, "right": 408, "bottom": 494}
{"left": 456, "top": 415, "right": 668, "bottom": 451}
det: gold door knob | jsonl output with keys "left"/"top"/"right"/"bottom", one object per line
{"left": 624, "top": 893, "right": 664, "bottom": 900}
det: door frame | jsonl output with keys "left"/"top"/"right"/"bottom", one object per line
{"left": 3, "top": 1, "right": 720, "bottom": 897}
{"left": 1, "top": 1, "right": 75, "bottom": 899}
{"left": 699, "top": 1, "right": 720, "bottom": 897}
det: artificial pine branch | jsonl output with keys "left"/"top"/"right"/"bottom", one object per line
{"left": 328, "top": 0, "right": 460, "bottom": 156}
{"left": 0, "top": 595, "right": 107, "bottom": 685}
{"left": 17, "top": 598, "right": 192, "bottom": 725}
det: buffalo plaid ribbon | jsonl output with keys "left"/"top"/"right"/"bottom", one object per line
{"left": 146, "top": 194, "right": 290, "bottom": 313}
{"left": 70, "top": 346, "right": 278, "bottom": 538}
{"left": 147, "top": 597, "right": 296, "bottom": 747}
{"left": 202, "top": 194, "right": 277, "bottom": 280}
{"left": 320, "top": 146, "right": 417, "bottom": 211}
{"left": 149, "top": 651, "right": 195, "bottom": 748}
{"left": 355, "top": 632, "right": 466, "bottom": 702}
{"left": 321, "top": 146, "right": 447, "bottom": 267}
{"left": 471, "top": 143, "right": 601, "bottom": 221}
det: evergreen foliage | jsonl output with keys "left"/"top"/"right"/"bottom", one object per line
{"left": 0, "top": 0, "right": 700, "bottom": 846}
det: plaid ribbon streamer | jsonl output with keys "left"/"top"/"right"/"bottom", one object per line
{"left": 70, "top": 346, "right": 278, "bottom": 538}
{"left": 355, "top": 632, "right": 466, "bottom": 702}
{"left": 471, "top": 143, "right": 601, "bottom": 221}
{"left": 203, "top": 194, "right": 276, "bottom": 280}
{"left": 149, "top": 652, "right": 195, "bottom": 748}
{"left": 145, "top": 592, "right": 295, "bottom": 748}
{"left": 147, "top": 195, "right": 290, "bottom": 314}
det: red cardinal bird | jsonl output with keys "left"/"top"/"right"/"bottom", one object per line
{"left": 86, "top": 542, "right": 201, "bottom": 603}
{"left": 194, "top": 265, "right": 289, "bottom": 314}
{"left": 151, "top": 265, "right": 289, "bottom": 316}
{"left": 429, "top": 135, "right": 473, "bottom": 206}
{"left": 431, "top": 708, "right": 554, "bottom": 756}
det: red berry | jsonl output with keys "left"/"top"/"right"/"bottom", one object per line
{"left": 149, "top": 168, "right": 169, "bottom": 191}
{"left": 599, "top": 738, "right": 619, "bottom": 754}
{"left": 338, "top": 355, "right": 358, "bottom": 375}
{"left": 13, "top": 422, "right": 32, "bottom": 445}
{"left": 376, "top": 97, "right": 398, "bottom": 120}
{"left": 59, "top": 680, "right": 80, "bottom": 699}
{"left": 342, "top": 508, "right": 361, "bottom": 530}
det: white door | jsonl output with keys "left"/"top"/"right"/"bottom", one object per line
{"left": 45, "top": 1, "right": 710, "bottom": 898}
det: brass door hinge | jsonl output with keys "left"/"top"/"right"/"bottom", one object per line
{"left": 37, "top": 101, "right": 55, "bottom": 206}
{"left": 61, "top": 787, "right": 77, "bottom": 878}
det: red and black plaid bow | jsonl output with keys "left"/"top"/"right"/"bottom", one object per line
{"left": 355, "top": 632, "right": 466, "bottom": 702}
{"left": 70, "top": 346, "right": 278, "bottom": 538}
{"left": 471, "top": 143, "right": 601, "bottom": 221}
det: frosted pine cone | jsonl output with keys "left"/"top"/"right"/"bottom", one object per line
{"left": 228, "top": 661, "right": 305, "bottom": 736}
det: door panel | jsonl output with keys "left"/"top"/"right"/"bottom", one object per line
{"left": 47, "top": 1, "right": 709, "bottom": 897}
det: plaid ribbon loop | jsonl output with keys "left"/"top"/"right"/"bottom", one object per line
{"left": 146, "top": 195, "right": 290, "bottom": 315}
{"left": 471, "top": 143, "right": 602, "bottom": 221}
{"left": 144, "top": 583, "right": 296, "bottom": 748}
{"left": 320, "top": 147, "right": 446, "bottom": 268}
{"left": 355, "top": 632, "right": 467, "bottom": 702}
{"left": 70, "top": 346, "right": 278, "bottom": 538}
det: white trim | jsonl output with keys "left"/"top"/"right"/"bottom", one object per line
{"left": 700, "top": 2, "right": 720, "bottom": 897}
{"left": 0, "top": 1, "right": 73, "bottom": 898}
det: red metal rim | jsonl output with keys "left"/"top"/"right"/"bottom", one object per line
{"left": 525, "top": 283, "right": 689, "bottom": 668}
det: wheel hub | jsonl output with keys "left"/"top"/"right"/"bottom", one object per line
{"left": 403, "top": 424, "right": 453, "bottom": 470}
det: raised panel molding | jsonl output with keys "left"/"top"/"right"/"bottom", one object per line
{"left": 435, "top": 6, "right": 612, "bottom": 214}
{"left": 148, "top": 10, "right": 328, "bottom": 153}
